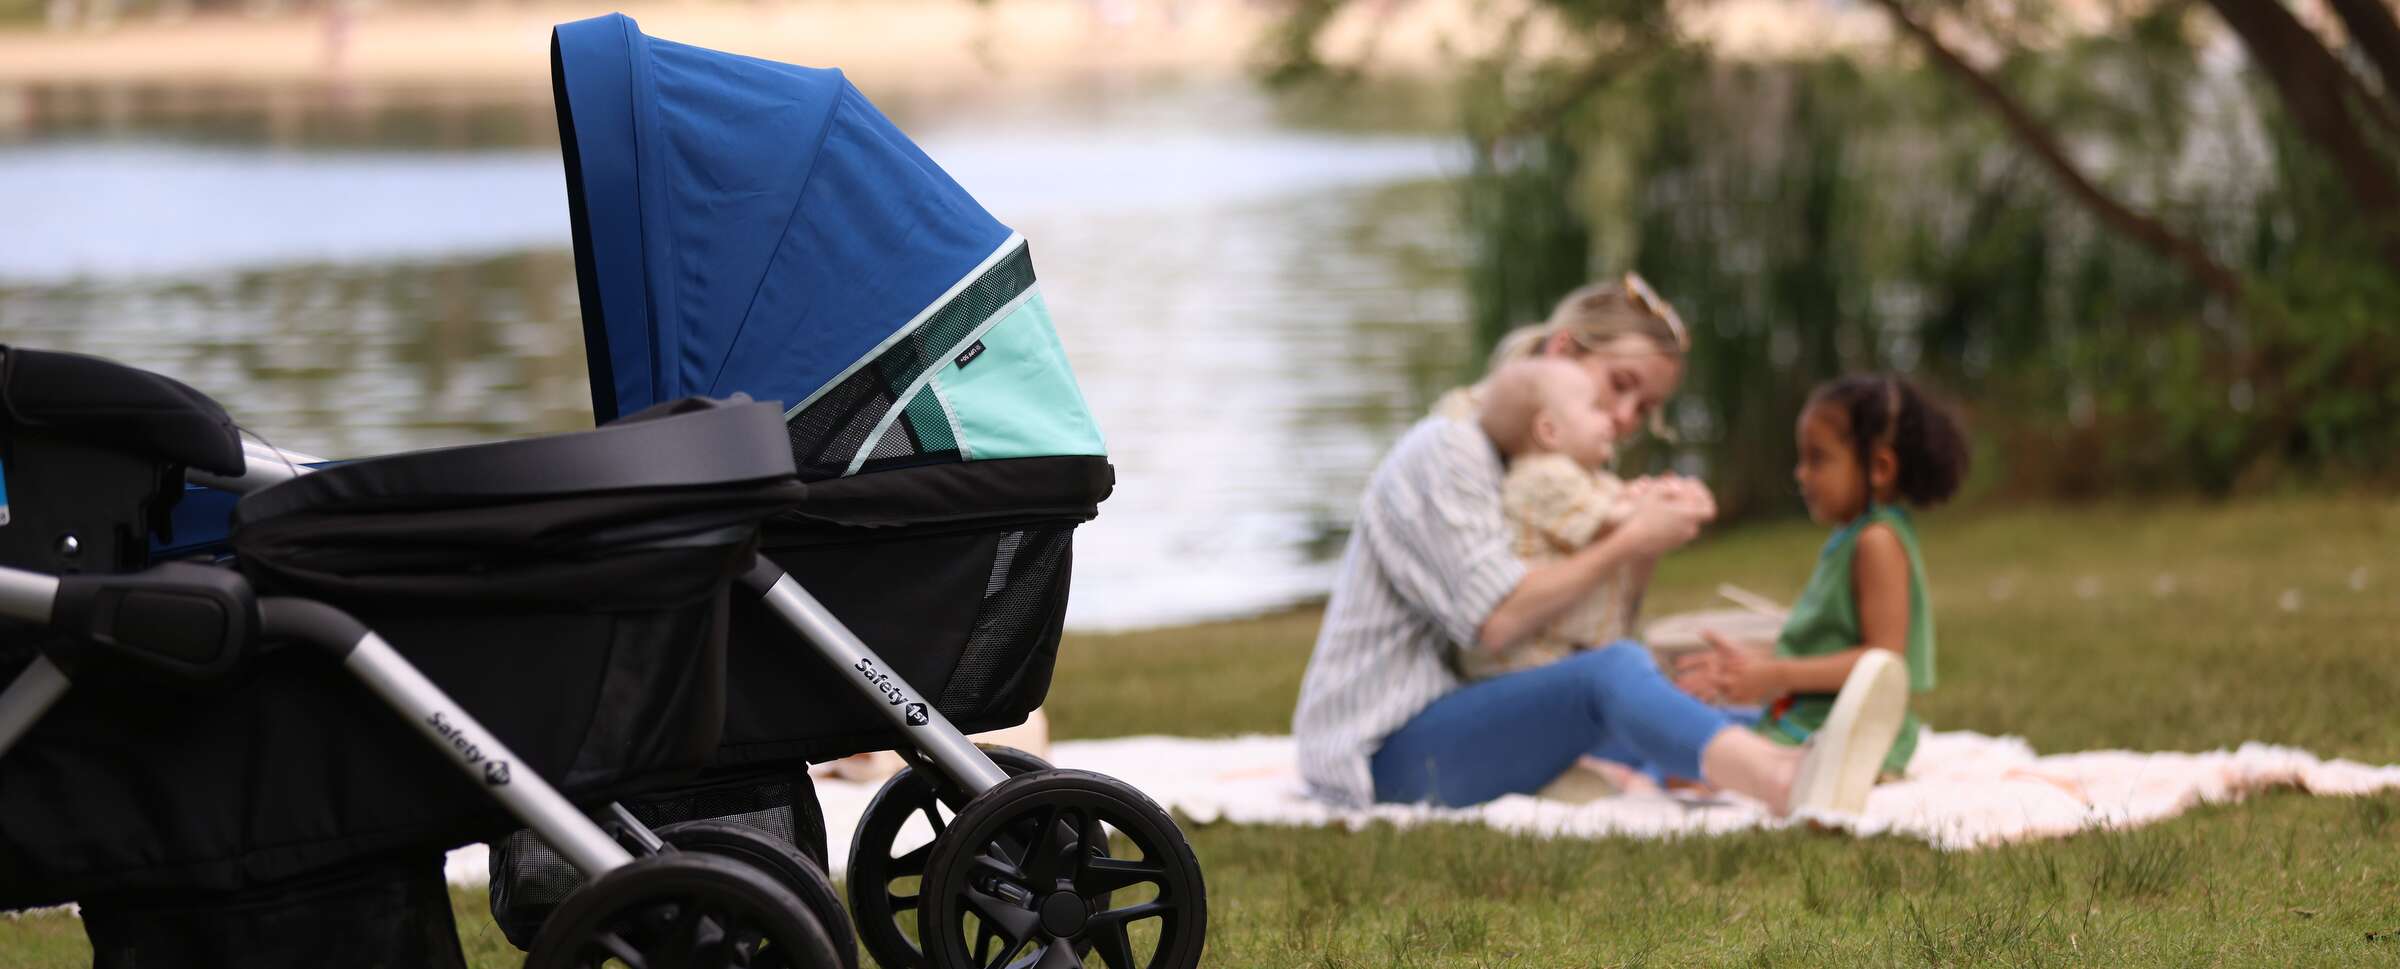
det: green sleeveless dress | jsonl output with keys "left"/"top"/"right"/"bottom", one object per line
{"left": 1757, "top": 504, "right": 1935, "bottom": 775}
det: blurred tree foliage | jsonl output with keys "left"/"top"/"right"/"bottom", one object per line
{"left": 1275, "top": 0, "right": 2400, "bottom": 515}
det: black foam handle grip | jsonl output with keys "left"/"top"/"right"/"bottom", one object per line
{"left": 47, "top": 563, "right": 257, "bottom": 681}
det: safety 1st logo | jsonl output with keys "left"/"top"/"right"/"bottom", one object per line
{"left": 904, "top": 702, "right": 930, "bottom": 726}
{"left": 427, "top": 710, "right": 512, "bottom": 786}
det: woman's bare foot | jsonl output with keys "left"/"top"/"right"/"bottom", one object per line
{"left": 1698, "top": 727, "right": 1804, "bottom": 813}
{"left": 1588, "top": 757, "right": 1661, "bottom": 797}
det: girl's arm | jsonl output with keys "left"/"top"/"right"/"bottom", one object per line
{"left": 1708, "top": 523, "right": 1911, "bottom": 700}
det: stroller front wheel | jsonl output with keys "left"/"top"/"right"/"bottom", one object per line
{"left": 848, "top": 744, "right": 1065, "bottom": 969}
{"left": 526, "top": 852, "right": 847, "bottom": 969}
{"left": 918, "top": 769, "right": 1207, "bottom": 969}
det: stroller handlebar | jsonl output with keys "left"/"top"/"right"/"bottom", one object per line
{"left": 188, "top": 439, "right": 326, "bottom": 494}
{"left": 0, "top": 567, "right": 59, "bottom": 626}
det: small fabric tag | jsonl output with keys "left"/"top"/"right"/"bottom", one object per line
{"left": 953, "top": 340, "right": 987, "bottom": 369}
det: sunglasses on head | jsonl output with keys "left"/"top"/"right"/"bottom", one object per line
{"left": 1561, "top": 272, "right": 1691, "bottom": 355}
{"left": 1620, "top": 272, "right": 1691, "bottom": 353}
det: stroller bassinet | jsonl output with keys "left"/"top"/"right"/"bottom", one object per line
{"left": 549, "top": 13, "right": 1112, "bottom": 767}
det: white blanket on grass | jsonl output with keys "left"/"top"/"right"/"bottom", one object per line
{"left": 445, "top": 730, "right": 2400, "bottom": 884}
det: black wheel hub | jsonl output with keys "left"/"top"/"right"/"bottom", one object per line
{"left": 1037, "top": 891, "right": 1090, "bottom": 938}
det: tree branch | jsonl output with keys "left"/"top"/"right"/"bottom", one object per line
{"left": 1868, "top": 0, "right": 2249, "bottom": 306}
{"left": 2326, "top": 0, "right": 2400, "bottom": 102}
{"left": 2205, "top": 0, "right": 2400, "bottom": 273}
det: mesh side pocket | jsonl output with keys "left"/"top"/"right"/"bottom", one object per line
{"left": 486, "top": 769, "right": 827, "bottom": 951}
{"left": 488, "top": 828, "right": 583, "bottom": 950}
{"left": 937, "top": 527, "right": 1071, "bottom": 719}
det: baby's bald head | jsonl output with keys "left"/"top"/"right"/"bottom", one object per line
{"left": 1479, "top": 358, "right": 1599, "bottom": 458}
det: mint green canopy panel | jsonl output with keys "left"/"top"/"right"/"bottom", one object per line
{"left": 936, "top": 293, "right": 1105, "bottom": 464}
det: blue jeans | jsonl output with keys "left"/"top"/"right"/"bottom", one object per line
{"left": 1369, "top": 642, "right": 1733, "bottom": 807}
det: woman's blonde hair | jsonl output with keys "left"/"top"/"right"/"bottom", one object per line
{"left": 1479, "top": 274, "right": 1690, "bottom": 441}
{"left": 1483, "top": 274, "right": 1689, "bottom": 377}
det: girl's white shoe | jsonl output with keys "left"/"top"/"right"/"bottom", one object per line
{"left": 1787, "top": 649, "right": 1909, "bottom": 815}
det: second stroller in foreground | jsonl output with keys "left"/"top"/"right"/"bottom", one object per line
{"left": 0, "top": 357, "right": 846, "bottom": 968}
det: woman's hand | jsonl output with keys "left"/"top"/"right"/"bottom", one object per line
{"left": 1630, "top": 473, "right": 1717, "bottom": 521}
{"left": 1611, "top": 487, "right": 1710, "bottom": 557}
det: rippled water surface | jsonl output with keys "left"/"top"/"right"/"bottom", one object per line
{"left": 0, "top": 80, "right": 1474, "bottom": 629}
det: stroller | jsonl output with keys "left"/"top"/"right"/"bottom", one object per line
{"left": 0, "top": 13, "right": 1207, "bottom": 969}
{"left": 0, "top": 350, "right": 844, "bottom": 968}
{"left": 530, "top": 16, "right": 1208, "bottom": 969}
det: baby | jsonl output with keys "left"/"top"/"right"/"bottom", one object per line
{"left": 1460, "top": 358, "right": 1643, "bottom": 680}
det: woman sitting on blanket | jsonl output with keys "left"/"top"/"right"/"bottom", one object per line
{"left": 1291, "top": 277, "right": 1911, "bottom": 815}
{"left": 1675, "top": 374, "right": 1971, "bottom": 779}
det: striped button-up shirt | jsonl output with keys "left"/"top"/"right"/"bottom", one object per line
{"left": 1292, "top": 414, "right": 1528, "bottom": 806}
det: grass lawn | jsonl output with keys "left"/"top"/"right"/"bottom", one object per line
{"left": 7, "top": 495, "right": 2397, "bottom": 966}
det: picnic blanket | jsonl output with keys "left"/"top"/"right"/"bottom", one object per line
{"left": 443, "top": 729, "right": 2400, "bottom": 884}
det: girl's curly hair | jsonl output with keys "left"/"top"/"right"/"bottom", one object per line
{"left": 1807, "top": 374, "right": 1971, "bottom": 507}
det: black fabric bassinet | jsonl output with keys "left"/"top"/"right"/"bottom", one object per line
{"left": 0, "top": 397, "right": 805, "bottom": 908}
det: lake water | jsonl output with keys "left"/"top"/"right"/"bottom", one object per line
{"left": 0, "top": 80, "right": 1475, "bottom": 630}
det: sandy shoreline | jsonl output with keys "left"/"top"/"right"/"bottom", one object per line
{"left": 0, "top": 0, "right": 1888, "bottom": 103}
{"left": 0, "top": 1, "right": 1299, "bottom": 98}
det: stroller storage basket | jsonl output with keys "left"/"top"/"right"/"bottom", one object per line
{"left": 0, "top": 398, "right": 805, "bottom": 907}
{"left": 489, "top": 763, "right": 827, "bottom": 949}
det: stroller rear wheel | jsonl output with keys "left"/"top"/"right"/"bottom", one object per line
{"left": 918, "top": 770, "right": 1206, "bottom": 969}
{"left": 656, "top": 819, "right": 859, "bottom": 969}
{"left": 527, "top": 853, "right": 847, "bottom": 969}
{"left": 848, "top": 745, "right": 1068, "bottom": 968}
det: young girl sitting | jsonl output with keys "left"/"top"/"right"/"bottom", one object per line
{"left": 1683, "top": 373, "right": 1970, "bottom": 778}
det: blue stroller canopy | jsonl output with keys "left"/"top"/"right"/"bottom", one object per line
{"left": 552, "top": 14, "right": 1104, "bottom": 479}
